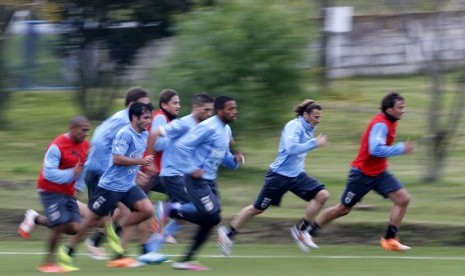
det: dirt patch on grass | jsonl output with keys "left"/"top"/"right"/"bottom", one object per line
{"left": 0, "top": 180, "right": 32, "bottom": 190}
{"left": 5, "top": 208, "right": 465, "bottom": 246}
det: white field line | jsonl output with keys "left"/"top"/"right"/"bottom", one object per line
{"left": 1, "top": 251, "right": 465, "bottom": 261}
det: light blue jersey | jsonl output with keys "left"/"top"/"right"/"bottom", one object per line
{"left": 151, "top": 112, "right": 169, "bottom": 132}
{"left": 98, "top": 125, "right": 148, "bottom": 192}
{"left": 151, "top": 111, "right": 170, "bottom": 153}
{"left": 369, "top": 123, "right": 405, "bottom": 157}
{"left": 42, "top": 144, "right": 76, "bottom": 184}
{"left": 75, "top": 109, "right": 130, "bottom": 191}
{"left": 174, "top": 115, "right": 238, "bottom": 180}
{"left": 86, "top": 109, "right": 130, "bottom": 175}
{"left": 159, "top": 114, "right": 197, "bottom": 177}
{"left": 269, "top": 116, "right": 318, "bottom": 177}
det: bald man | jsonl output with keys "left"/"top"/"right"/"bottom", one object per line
{"left": 18, "top": 115, "right": 91, "bottom": 273}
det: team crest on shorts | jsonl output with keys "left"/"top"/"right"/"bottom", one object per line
{"left": 201, "top": 195, "right": 214, "bottom": 211}
{"left": 92, "top": 196, "right": 106, "bottom": 210}
{"left": 344, "top": 191, "right": 355, "bottom": 204}
{"left": 261, "top": 197, "right": 272, "bottom": 209}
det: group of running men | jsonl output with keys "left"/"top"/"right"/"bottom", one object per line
{"left": 18, "top": 88, "right": 414, "bottom": 272}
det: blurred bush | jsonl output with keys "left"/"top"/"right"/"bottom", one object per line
{"left": 150, "top": 0, "right": 316, "bottom": 131}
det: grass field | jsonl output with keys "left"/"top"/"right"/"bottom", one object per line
{"left": 2, "top": 75, "right": 465, "bottom": 274}
{"left": 2, "top": 241, "right": 465, "bottom": 276}
{"left": 3, "top": 2, "right": 465, "bottom": 274}
{"left": 2, "top": 77, "right": 465, "bottom": 225}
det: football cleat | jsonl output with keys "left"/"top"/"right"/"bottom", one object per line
{"left": 217, "top": 226, "right": 233, "bottom": 256}
{"left": 18, "top": 209, "right": 39, "bottom": 239}
{"left": 172, "top": 261, "right": 210, "bottom": 271}
{"left": 380, "top": 236, "right": 411, "bottom": 252}
{"left": 290, "top": 225, "right": 318, "bottom": 253}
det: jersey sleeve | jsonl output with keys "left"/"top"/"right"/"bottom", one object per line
{"left": 175, "top": 124, "right": 212, "bottom": 174}
{"left": 42, "top": 144, "right": 76, "bottom": 184}
{"left": 282, "top": 122, "right": 317, "bottom": 155}
{"left": 369, "top": 122, "right": 405, "bottom": 157}
{"left": 112, "top": 130, "right": 131, "bottom": 157}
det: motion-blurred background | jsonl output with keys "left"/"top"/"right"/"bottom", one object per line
{"left": 2, "top": 0, "right": 465, "bottom": 246}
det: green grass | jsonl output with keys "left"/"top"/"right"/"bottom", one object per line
{"left": 2, "top": 74, "right": 465, "bottom": 238}
{"left": 2, "top": 77, "right": 465, "bottom": 275}
{"left": 0, "top": 92, "right": 80, "bottom": 182}
{"left": 2, "top": 241, "right": 465, "bottom": 276}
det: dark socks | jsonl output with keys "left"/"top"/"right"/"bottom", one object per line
{"left": 384, "top": 225, "right": 398, "bottom": 239}
{"left": 297, "top": 218, "right": 320, "bottom": 235}
{"left": 228, "top": 225, "right": 237, "bottom": 239}
{"left": 114, "top": 224, "right": 122, "bottom": 235}
{"left": 298, "top": 218, "right": 310, "bottom": 231}
{"left": 308, "top": 222, "right": 320, "bottom": 236}
{"left": 66, "top": 246, "right": 75, "bottom": 257}
{"left": 140, "top": 243, "right": 148, "bottom": 255}
{"left": 89, "top": 231, "right": 105, "bottom": 247}
{"left": 181, "top": 224, "right": 214, "bottom": 263}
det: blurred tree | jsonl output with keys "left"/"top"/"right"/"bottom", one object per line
{"left": 422, "top": 1, "right": 465, "bottom": 182}
{"left": 48, "top": 0, "right": 194, "bottom": 119}
{"left": 422, "top": 61, "right": 465, "bottom": 183}
{"left": 387, "top": 0, "right": 464, "bottom": 182}
{"left": 152, "top": 0, "right": 312, "bottom": 129}
{"left": 0, "top": 4, "right": 16, "bottom": 127}
{"left": 316, "top": 0, "right": 333, "bottom": 92}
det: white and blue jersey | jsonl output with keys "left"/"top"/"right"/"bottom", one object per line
{"left": 98, "top": 125, "right": 148, "bottom": 192}
{"left": 159, "top": 114, "right": 197, "bottom": 177}
{"left": 269, "top": 116, "right": 318, "bottom": 177}
{"left": 150, "top": 111, "right": 171, "bottom": 152}
{"left": 75, "top": 109, "right": 130, "bottom": 192}
{"left": 151, "top": 112, "right": 169, "bottom": 132}
{"left": 86, "top": 109, "right": 130, "bottom": 175}
{"left": 42, "top": 145, "right": 77, "bottom": 184}
{"left": 174, "top": 115, "right": 238, "bottom": 180}
{"left": 368, "top": 123, "right": 405, "bottom": 157}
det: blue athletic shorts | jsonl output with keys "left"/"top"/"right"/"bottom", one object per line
{"left": 183, "top": 175, "right": 221, "bottom": 215}
{"left": 160, "top": 175, "right": 190, "bottom": 203}
{"left": 253, "top": 170, "right": 325, "bottom": 210}
{"left": 81, "top": 170, "right": 101, "bottom": 200}
{"left": 340, "top": 167, "right": 404, "bottom": 207}
{"left": 88, "top": 185, "right": 148, "bottom": 217}
{"left": 147, "top": 175, "right": 167, "bottom": 195}
{"left": 39, "top": 192, "right": 81, "bottom": 227}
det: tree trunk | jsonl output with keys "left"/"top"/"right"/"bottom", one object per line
{"left": 75, "top": 42, "right": 120, "bottom": 120}
{"left": 317, "top": 0, "right": 331, "bottom": 92}
{"left": 0, "top": 6, "right": 14, "bottom": 127}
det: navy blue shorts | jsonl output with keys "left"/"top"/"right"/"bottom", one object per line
{"left": 160, "top": 175, "right": 190, "bottom": 203}
{"left": 81, "top": 170, "right": 101, "bottom": 200}
{"left": 184, "top": 175, "right": 221, "bottom": 215}
{"left": 253, "top": 170, "right": 325, "bottom": 210}
{"left": 88, "top": 185, "right": 148, "bottom": 217}
{"left": 147, "top": 175, "right": 167, "bottom": 195}
{"left": 340, "top": 168, "right": 404, "bottom": 207}
{"left": 39, "top": 192, "right": 81, "bottom": 227}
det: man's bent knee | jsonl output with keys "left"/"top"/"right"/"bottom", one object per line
{"left": 316, "top": 189, "right": 330, "bottom": 203}
{"left": 63, "top": 223, "right": 80, "bottom": 235}
{"left": 203, "top": 212, "right": 221, "bottom": 227}
{"left": 391, "top": 189, "right": 411, "bottom": 207}
{"left": 136, "top": 199, "right": 155, "bottom": 219}
{"left": 249, "top": 205, "right": 265, "bottom": 216}
{"left": 398, "top": 195, "right": 410, "bottom": 207}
